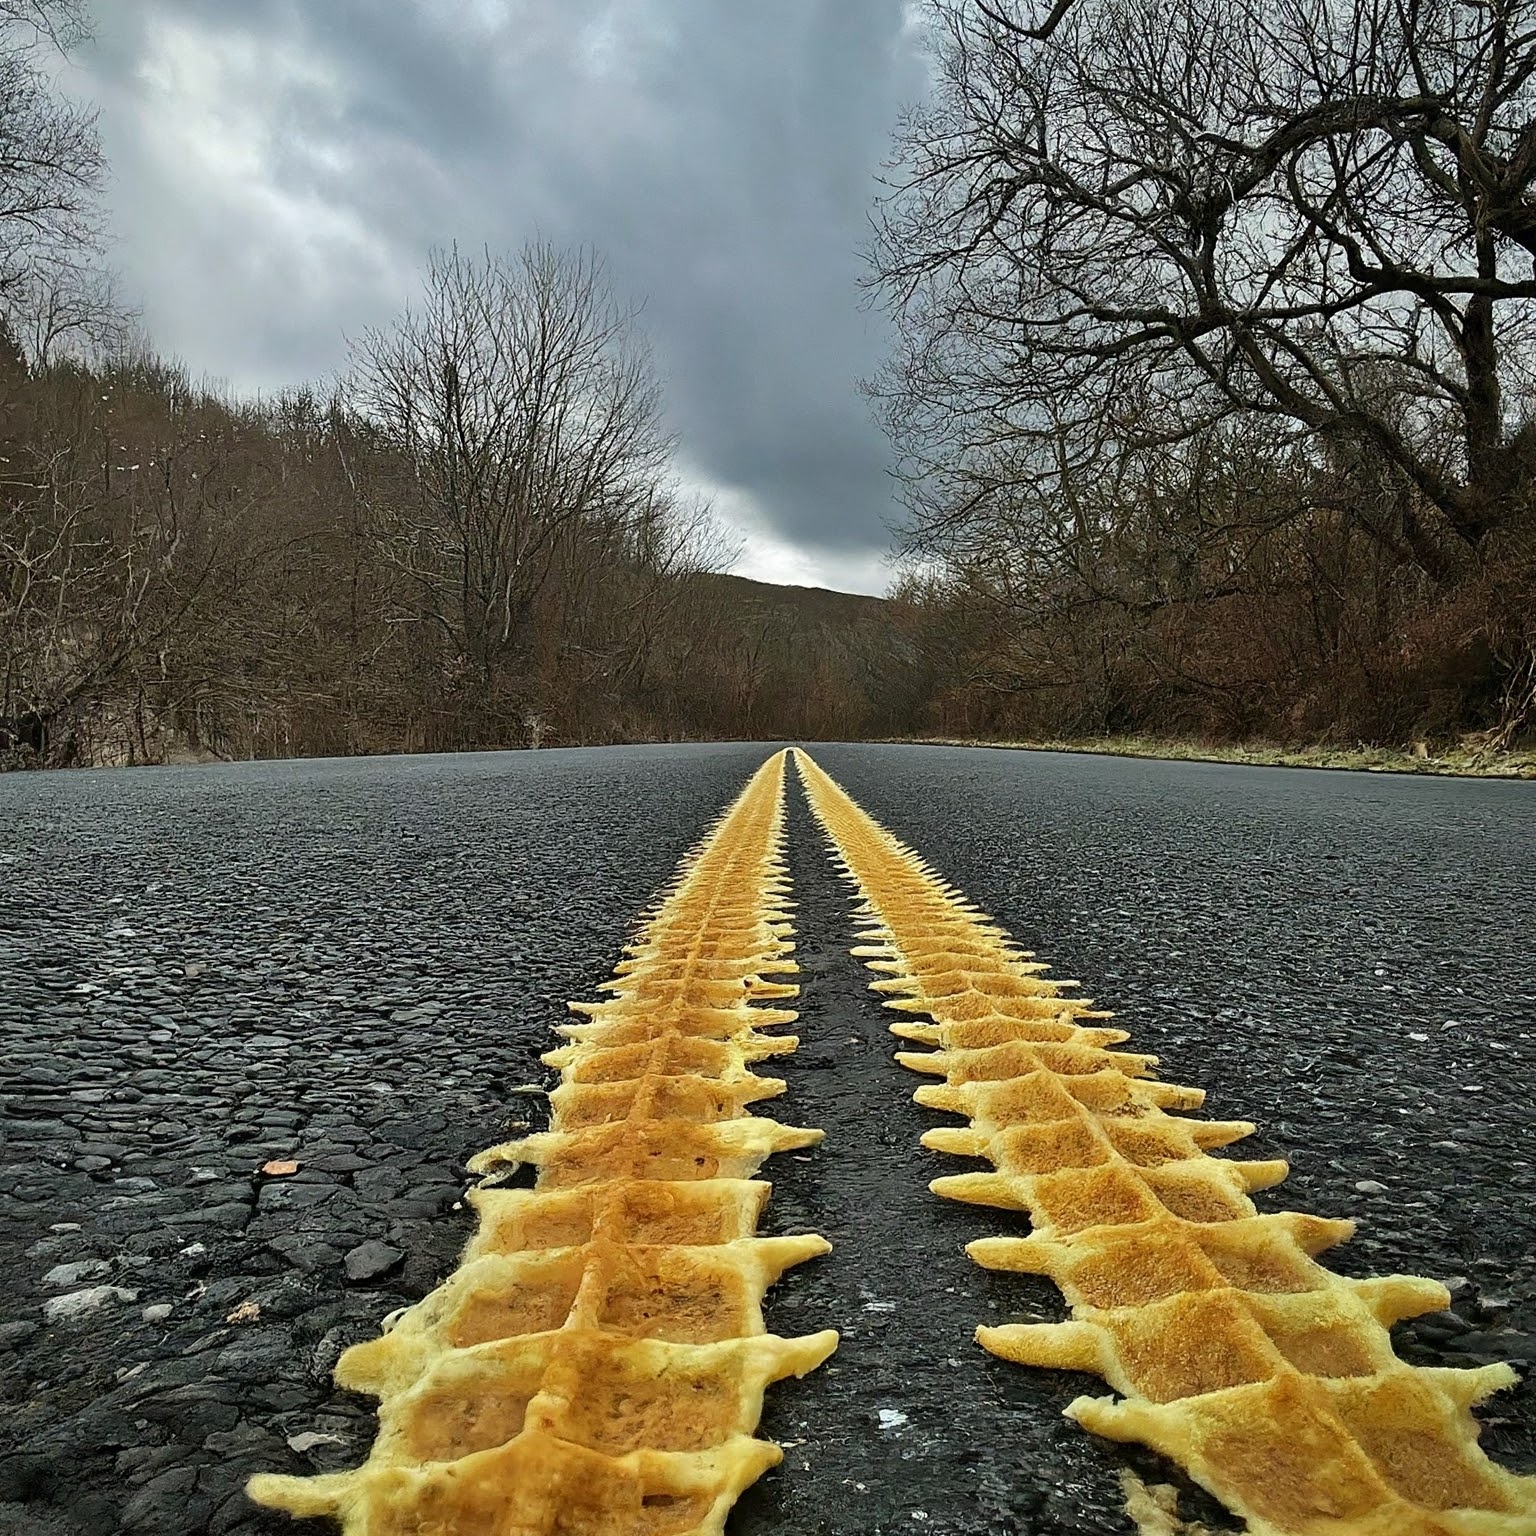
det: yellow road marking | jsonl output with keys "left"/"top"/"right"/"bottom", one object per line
{"left": 250, "top": 750, "right": 836, "bottom": 1534}
{"left": 794, "top": 747, "right": 1536, "bottom": 1536}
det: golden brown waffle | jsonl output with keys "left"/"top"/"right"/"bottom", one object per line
{"left": 793, "top": 747, "right": 1536, "bottom": 1536}
{"left": 249, "top": 750, "right": 837, "bottom": 1534}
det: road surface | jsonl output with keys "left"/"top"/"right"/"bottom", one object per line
{"left": 1, "top": 743, "right": 1531, "bottom": 1535}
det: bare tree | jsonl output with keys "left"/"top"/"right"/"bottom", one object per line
{"left": 0, "top": 1, "right": 89, "bottom": 47}
{"left": 344, "top": 243, "right": 674, "bottom": 736}
{"left": 874, "top": 0, "right": 1536, "bottom": 584}
{"left": 0, "top": 0, "right": 104, "bottom": 304}
{"left": 8, "top": 260, "right": 129, "bottom": 363}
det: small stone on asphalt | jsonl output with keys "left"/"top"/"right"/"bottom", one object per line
{"left": 43, "top": 1286, "right": 140, "bottom": 1323}
{"left": 42, "top": 1259, "right": 112, "bottom": 1289}
{"left": 286, "top": 1432, "right": 346, "bottom": 1454}
{"left": 343, "top": 1240, "right": 404, "bottom": 1282}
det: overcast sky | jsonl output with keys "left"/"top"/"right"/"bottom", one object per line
{"left": 67, "top": 1, "right": 930, "bottom": 594}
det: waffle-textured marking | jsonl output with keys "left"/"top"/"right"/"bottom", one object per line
{"left": 792, "top": 747, "right": 1535, "bottom": 1536}
{"left": 250, "top": 750, "right": 837, "bottom": 1535}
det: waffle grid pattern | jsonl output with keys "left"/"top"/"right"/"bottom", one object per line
{"left": 249, "top": 750, "right": 837, "bottom": 1534}
{"left": 792, "top": 747, "right": 1536, "bottom": 1536}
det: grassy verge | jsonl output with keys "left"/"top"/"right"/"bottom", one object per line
{"left": 899, "top": 734, "right": 1536, "bottom": 779}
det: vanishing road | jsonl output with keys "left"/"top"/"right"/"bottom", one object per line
{"left": 1, "top": 743, "right": 1532, "bottom": 1535}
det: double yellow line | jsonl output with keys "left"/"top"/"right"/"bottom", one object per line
{"left": 253, "top": 747, "right": 1536, "bottom": 1536}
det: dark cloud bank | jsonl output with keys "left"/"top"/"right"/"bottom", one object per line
{"left": 73, "top": 1, "right": 931, "bottom": 592}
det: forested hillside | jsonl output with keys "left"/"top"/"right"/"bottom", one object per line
{"left": 0, "top": 335, "right": 925, "bottom": 765}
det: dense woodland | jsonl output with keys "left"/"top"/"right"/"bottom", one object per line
{"left": 874, "top": 0, "right": 1536, "bottom": 750}
{"left": 0, "top": 330, "right": 931, "bottom": 762}
{"left": 4, "top": 0, "right": 1535, "bottom": 767}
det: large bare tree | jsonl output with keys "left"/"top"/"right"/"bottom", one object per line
{"left": 873, "top": 0, "right": 1536, "bottom": 584}
{"left": 344, "top": 243, "right": 675, "bottom": 731}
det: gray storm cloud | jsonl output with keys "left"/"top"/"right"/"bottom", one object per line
{"left": 71, "top": 0, "right": 929, "bottom": 592}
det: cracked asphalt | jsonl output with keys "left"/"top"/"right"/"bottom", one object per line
{"left": 1, "top": 743, "right": 1532, "bottom": 1535}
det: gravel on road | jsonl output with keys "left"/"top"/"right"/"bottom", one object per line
{"left": 2, "top": 742, "right": 1532, "bottom": 1535}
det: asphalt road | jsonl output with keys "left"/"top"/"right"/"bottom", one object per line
{"left": 1, "top": 743, "right": 1532, "bottom": 1536}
